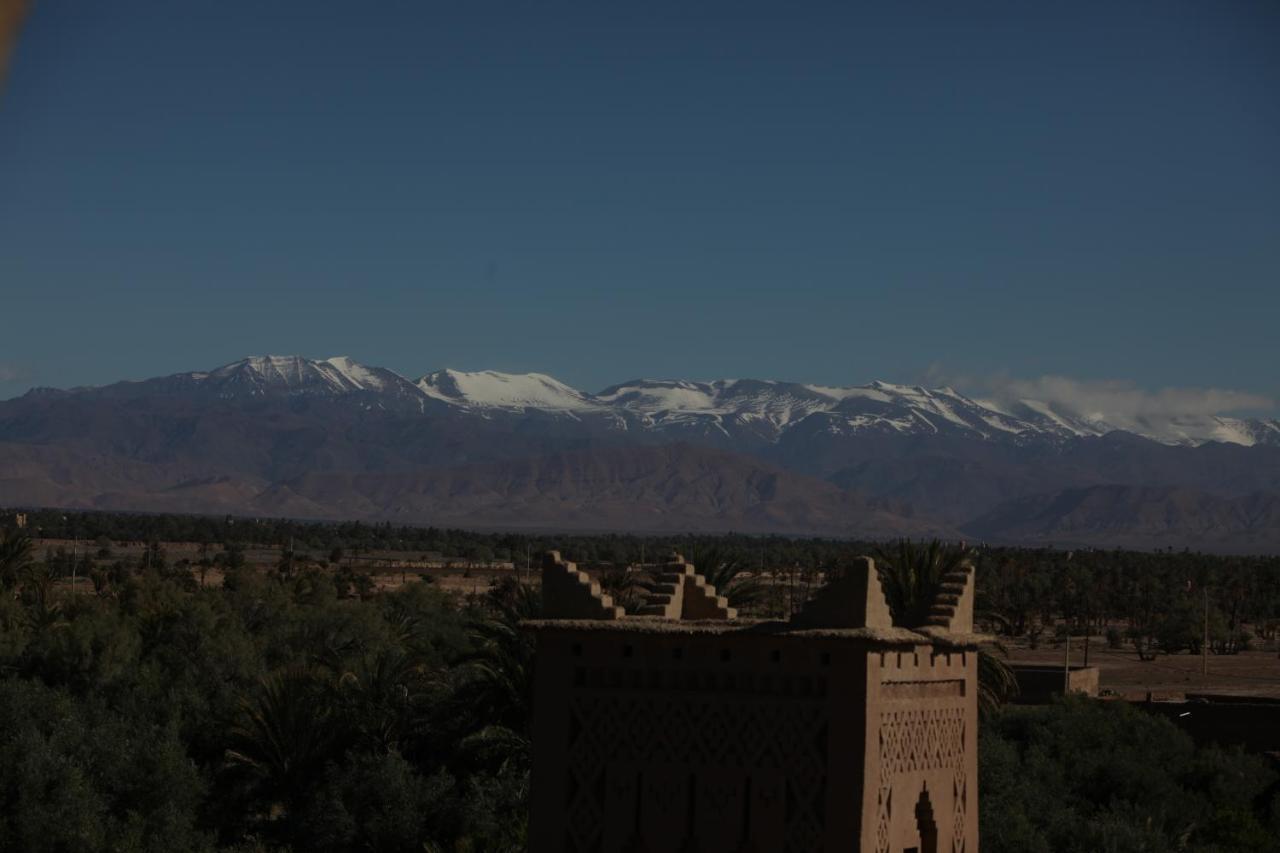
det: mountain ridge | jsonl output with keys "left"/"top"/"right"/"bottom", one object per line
{"left": 16, "top": 355, "right": 1279, "bottom": 449}
{"left": 4, "top": 356, "right": 1280, "bottom": 550}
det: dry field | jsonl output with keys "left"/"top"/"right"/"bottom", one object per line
{"left": 1007, "top": 639, "right": 1280, "bottom": 700}
{"left": 34, "top": 538, "right": 523, "bottom": 592}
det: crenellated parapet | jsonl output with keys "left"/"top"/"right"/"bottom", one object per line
{"left": 679, "top": 570, "right": 737, "bottom": 620}
{"left": 540, "top": 550, "right": 625, "bottom": 621}
{"left": 922, "top": 560, "right": 975, "bottom": 634}
{"left": 633, "top": 555, "right": 692, "bottom": 618}
{"left": 793, "top": 556, "right": 894, "bottom": 630}
{"left": 525, "top": 549, "right": 980, "bottom": 853}
{"left": 634, "top": 553, "right": 738, "bottom": 620}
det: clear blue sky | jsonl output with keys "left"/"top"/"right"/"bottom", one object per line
{"left": 1, "top": 0, "right": 1277, "bottom": 406}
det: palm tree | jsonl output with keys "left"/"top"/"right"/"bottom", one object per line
{"left": 454, "top": 611, "right": 536, "bottom": 741}
{"left": 976, "top": 640, "right": 1019, "bottom": 717}
{"left": 330, "top": 647, "right": 435, "bottom": 754}
{"left": 18, "top": 560, "right": 64, "bottom": 632}
{"left": 0, "top": 528, "right": 32, "bottom": 589}
{"left": 224, "top": 667, "right": 339, "bottom": 820}
{"left": 596, "top": 564, "right": 648, "bottom": 614}
{"left": 446, "top": 579, "right": 541, "bottom": 774}
{"left": 874, "top": 539, "right": 971, "bottom": 628}
{"left": 691, "top": 546, "right": 768, "bottom": 611}
{"left": 483, "top": 575, "right": 542, "bottom": 624}
{"left": 875, "top": 539, "right": 1018, "bottom": 716}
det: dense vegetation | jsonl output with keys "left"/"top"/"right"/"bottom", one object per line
{"left": 1, "top": 509, "right": 1278, "bottom": 850}
{"left": 0, "top": 525, "right": 534, "bottom": 852}
{"left": 982, "top": 698, "right": 1280, "bottom": 852}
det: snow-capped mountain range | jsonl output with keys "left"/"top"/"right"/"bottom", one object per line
{"left": 44, "top": 355, "right": 1280, "bottom": 448}
{"left": 7, "top": 355, "right": 1280, "bottom": 550}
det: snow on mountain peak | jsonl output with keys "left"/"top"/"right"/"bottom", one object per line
{"left": 60, "top": 357, "right": 1277, "bottom": 448}
{"left": 1107, "top": 414, "right": 1280, "bottom": 448}
{"left": 196, "top": 356, "right": 420, "bottom": 400}
{"left": 206, "top": 355, "right": 337, "bottom": 392}
{"left": 595, "top": 379, "right": 722, "bottom": 413}
{"left": 416, "top": 369, "right": 599, "bottom": 412}
{"left": 212, "top": 354, "right": 308, "bottom": 379}
{"left": 321, "top": 356, "right": 391, "bottom": 391}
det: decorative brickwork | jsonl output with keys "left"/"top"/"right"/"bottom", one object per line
{"left": 875, "top": 708, "right": 967, "bottom": 853}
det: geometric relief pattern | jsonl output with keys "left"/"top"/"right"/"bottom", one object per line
{"left": 952, "top": 766, "right": 966, "bottom": 853}
{"left": 874, "top": 707, "right": 966, "bottom": 853}
{"left": 566, "top": 693, "right": 828, "bottom": 853}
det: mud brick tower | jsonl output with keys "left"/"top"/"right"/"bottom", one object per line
{"left": 526, "top": 551, "right": 980, "bottom": 853}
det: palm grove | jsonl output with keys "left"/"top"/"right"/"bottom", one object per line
{"left": 0, "top": 510, "right": 1277, "bottom": 851}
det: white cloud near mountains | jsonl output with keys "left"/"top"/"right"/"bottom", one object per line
{"left": 0, "top": 364, "right": 24, "bottom": 383}
{"left": 989, "top": 375, "right": 1271, "bottom": 421}
{"left": 924, "top": 366, "right": 1276, "bottom": 428}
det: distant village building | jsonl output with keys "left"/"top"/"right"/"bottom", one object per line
{"left": 1010, "top": 664, "right": 1099, "bottom": 704}
{"left": 526, "top": 551, "right": 981, "bottom": 852}
{"left": 13, "top": 513, "right": 26, "bottom": 529}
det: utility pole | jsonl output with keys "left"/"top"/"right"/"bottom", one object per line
{"left": 1202, "top": 587, "right": 1209, "bottom": 677}
{"left": 1063, "top": 632, "right": 1070, "bottom": 696}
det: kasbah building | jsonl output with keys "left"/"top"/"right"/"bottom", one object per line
{"left": 525, "top": 550, "right": 980, "bottom": 853}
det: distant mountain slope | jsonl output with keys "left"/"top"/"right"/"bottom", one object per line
{"left": 257, "top": 444, "right": 947, "bottom": 536}
{"left": 769, "top": 429, "right": 1280, "bottom": 523}
{"left": 0, "top": 439, "right": 947, "bottom": 537}
{"left": 963, "top": 485, "right": 1280, "bottom": 553}
{"left": 2, "top": 355, "right": 1279, "bottom": 550}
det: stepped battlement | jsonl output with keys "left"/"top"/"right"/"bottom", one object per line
{"left": 526, "top": 551, "right": 981, "bottom": 852}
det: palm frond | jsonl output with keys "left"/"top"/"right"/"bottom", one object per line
{"left": 224, "top": 667, "right": 338, "bottom": 811}
{"left": 694, "top": 546, "right": 768, "bottom": 609}
{"left": 977, "top": 644, "right": 1019, "bottom": 718}
{"left": 0, "top": 529, "right": 32, "bottom": 588}
{"left": 874, "top": 539, "right": 971, "bottom": 628}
